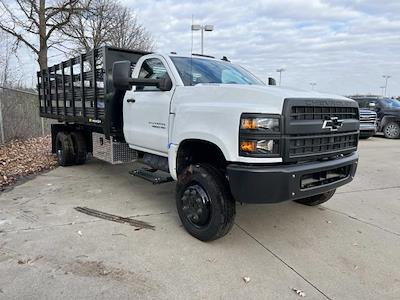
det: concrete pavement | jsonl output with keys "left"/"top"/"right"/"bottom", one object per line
{"left": 0, "top": 137, "right": 399, "bottom": 299}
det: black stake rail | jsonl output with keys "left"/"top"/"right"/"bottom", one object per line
{"left": 92, "top": 49, "right": 98, "bottom": 120}
{"left": 37, "top": 46, "right": 150, "bottom": 139}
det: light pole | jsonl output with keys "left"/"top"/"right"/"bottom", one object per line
{"left": 380, "top": 86, "right": 385, "bottom": 96}
{"left": 310, "top": 82, "right": 317, "bottom": 90}
{"left": 382, "top": 75, "right": 391, "bottom": 97}
{"left": 191, "top": 24, "right": 214, "bottom": 55}
{"left": 276, "top": 68, "right": 285, "bottom": 86}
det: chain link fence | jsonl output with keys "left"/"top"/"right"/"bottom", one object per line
{"left": 0, "top": 86, "right": 53, "bottom": 144}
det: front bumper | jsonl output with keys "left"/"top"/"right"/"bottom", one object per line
{"left": 227, "top": 153, "right": 358, "bottom": 203}
{"left": 360, "top": 123, "right": 377, "bottom": 132}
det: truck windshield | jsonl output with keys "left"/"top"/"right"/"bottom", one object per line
{"left": 380, "top": 98, "right": 400, "bottom": 109}
{"left": 170, "top": 56, "right": 264, "bottom": 86}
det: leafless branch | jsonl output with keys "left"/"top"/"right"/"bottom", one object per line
{"left": 0, "top": 0, "right": 85, "bottom": 69}
{"left": 0, "top": 25, "right": 39, "bottom": 54}
{"left": 63, "top": 0, "right": 154, "bottom": 55}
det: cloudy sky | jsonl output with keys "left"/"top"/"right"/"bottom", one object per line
{"left": 120, "top": 0, "right": 400, "bottom": 96}
{"left": 14, "top": 0, "right": 400, "bottom": 96}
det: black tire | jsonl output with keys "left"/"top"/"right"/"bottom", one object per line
{"left": 176, "top": 164, "right": 236, "bottom": 241}
{"left": 295, "top": 189, "right": 336, "bottom": 206}
{"left": 359, "top": 132, "right": 374, "bottom": 139}
{"left": 70, "top": 131, "right": 87, "bottom": 165}
{"left": 383, "top": 122, "right": 400, "bottom": 139}
{"left": 55, "top": 132, "right": 75, "bottom": 166}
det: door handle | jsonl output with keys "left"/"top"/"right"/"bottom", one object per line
{"left": 127, "top": 98, "right": 136, "bottom": 103}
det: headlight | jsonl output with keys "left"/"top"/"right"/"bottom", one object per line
{"left": 239, "top": 114, "right": 281, "bottom": 157}
{"left": 239, "top": 139, "right": 280, "bottom": 156}
{"left": 240, "top": 117, "right": 280, "bottom": 132}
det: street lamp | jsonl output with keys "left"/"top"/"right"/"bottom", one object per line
{"left": 276, "top": 68, "right": 285, "bottom": 86}
{"left": 191, "top": 24, "right": 214, "bottom": 55}
{"left": 310, "top": 82, "right": 317, "bottom": 90}
{"left": 380, "top": 86, "right": 385, "bottom": 96}
{"left": 382, "top": 75, "right": 391, "bottom": 97}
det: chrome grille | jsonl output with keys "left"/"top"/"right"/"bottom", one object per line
{"left": 359, "top": 112, "right": 377, "bottom": 124}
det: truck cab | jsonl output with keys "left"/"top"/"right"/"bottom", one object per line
{"left": 116, "top": 53, "right": 359, "bottom": 240}
{"left": 38, "top": 47, "right": 360, "bottom": 241}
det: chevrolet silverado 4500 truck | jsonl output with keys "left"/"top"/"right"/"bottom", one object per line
{"left": 38, "top": 46, "right": 359, "bottom": 241}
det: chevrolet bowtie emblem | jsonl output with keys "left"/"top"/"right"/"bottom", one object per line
{"left": 322, "top": 116, "right": 344, "bottom": 131}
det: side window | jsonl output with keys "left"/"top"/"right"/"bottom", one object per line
{"left": 137, "top": 58, "right": 168, "bottom": 91}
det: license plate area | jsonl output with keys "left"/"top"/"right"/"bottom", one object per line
{"left": 300, "top": 165, "right": 351, "bottom": 189}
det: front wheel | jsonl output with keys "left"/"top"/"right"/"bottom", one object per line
{"left": 383, "top": 122, "right": 400, "bottom": 139}
{"left": 295, "top": 190, "right": 336, "bottom": 206}
{"left": 176, "top": 164, "right": 236, "bottom": 241}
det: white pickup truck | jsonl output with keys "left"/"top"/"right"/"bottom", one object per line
{"left": 38, "top": 46, "right": 359, "bottom": 241}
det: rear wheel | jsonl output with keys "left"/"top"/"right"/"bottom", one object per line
{"left": 383, "top": 122, "right": 400, "bottom": 139}
{"left": 71, "top": 131, "right": 87, "bottom": 165}
{"left": 295, "top": 189, "right": 336, "bottom": 206}
{"left": 176, "top": 164, "right": 235, "bottom": 241}
{"left": 55, "top": 132, "right": 75, "bottom": 166}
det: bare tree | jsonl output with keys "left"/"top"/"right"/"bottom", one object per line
{"left": 109, "top": 6, "right": 154, "bottom": 51}
{"left": 0, "top": 0, "right": 84, "bottom": 70}
{"left": 0, "top": 32, "right": 22, "bottom": 87}
{"left": 63, "top": 0, "right": 154, "bottom": 54}
{"left": 0, "top": 32, "right": 13, "bottom": 86}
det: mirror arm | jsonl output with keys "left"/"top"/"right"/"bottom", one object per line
{"left": 128, "top": 78, "right": 160, "bottom": 87}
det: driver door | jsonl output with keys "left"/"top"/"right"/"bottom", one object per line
{"left": 123, "top": 57, "right": 174, "bottom": 155}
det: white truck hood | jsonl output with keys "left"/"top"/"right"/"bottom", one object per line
{"left": 172, "top": 84, "right": 352, "bottom": 115}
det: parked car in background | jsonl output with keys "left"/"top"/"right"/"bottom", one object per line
{"left": 349, "top": 95, "right": 400, "bottom": 139}
{"left": 359, "top": 109, "right": 377, "bottom": 139}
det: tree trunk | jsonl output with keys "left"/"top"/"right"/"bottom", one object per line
{"left": 38, "top": 39, "right": 48, "bottom": 70}
{"left": 38, "top": 0, "right": 48, "bottom": 70}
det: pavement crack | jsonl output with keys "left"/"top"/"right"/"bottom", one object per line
{"left": 324, "top": 207, "right": 400, "bottom": 238}
{"left": 336, "top": 185, "right": 400, "bottom": 195}
{"left": 0, "top": 219, "right": 103, "bottom": 234}
{"left": 235, "top": 222, "right": 331, "bottom": 300}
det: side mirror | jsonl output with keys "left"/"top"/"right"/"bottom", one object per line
{"left": 268, "top": 77, "right": 276, "bottom": 86}
{"left": 158, "top": 75, "right": 173, "bottom": 91}
{"left": 112, "top": 61, "right": 132, "bottom": 90}
{"left": 112, "top": 60, "right": 160, "bottom": 90}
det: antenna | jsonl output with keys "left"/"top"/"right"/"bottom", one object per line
{"left": 190, "top": 15, "right": 194, "bottom": 86}
{"left": 191, "top": 14, "right": 194, "bottom": 54}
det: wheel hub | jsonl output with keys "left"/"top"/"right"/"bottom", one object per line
{"left": 181, "top": 184, "right": 211, "bottom": 226}
{"left": 385, "top": 124, "right": 399, "bottom": 138}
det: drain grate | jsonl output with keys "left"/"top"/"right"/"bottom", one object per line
{"left": 74, "top": 207, "right": 155, "bottom": 230}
